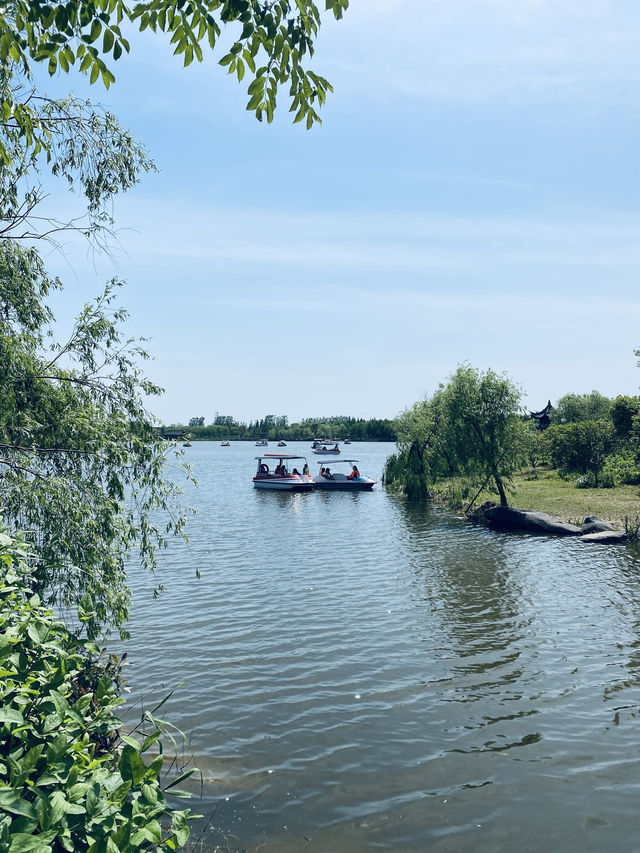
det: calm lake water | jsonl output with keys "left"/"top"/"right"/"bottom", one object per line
{"left": 122, "top": 441, "right": 640, "bottom": 852}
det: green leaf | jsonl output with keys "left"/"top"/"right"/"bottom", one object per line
{"left": 7, "top": 833, "right": 51, "bottom": 853}
{"left": 120, "top": 735, "right": 141, "bottom": 751}
{"left": 0, "top": 706, "right": 24, "bottom": 725}
{"left": 87, "top": 19, "right": 102, "bottom": 43}
{"left": 118, "top": 744, "right": 146, "bottom": 785}
{"left": 0, "top": 790, "right": 38, "bottom": 819}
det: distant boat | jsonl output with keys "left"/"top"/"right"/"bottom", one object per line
{"left": 255, "top": 439, "right": 268, "bottom": 446}
{"left": 344, "top": 438, "right": 352, "bottom": 444}
{"left": 221, "top": 441, "right": 231, "bottom": 447}
{"left": 277, "top": 440, "right": 287, "bottom": 447}
{"left": 311, "top": 439, "right": 340, "bottom": 455}
{"left": 183, "top": 441, "right": 192, "bottom": 447}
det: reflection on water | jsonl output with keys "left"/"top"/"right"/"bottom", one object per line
{"left": 122, "top": 442, "right": 640, "bottom": 852}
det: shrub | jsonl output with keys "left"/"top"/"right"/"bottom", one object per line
{"left": 546, "top": 420, "right": 615, "bottom": 488}
{"left": 600, "top": 452, "right": 640, "bottom": 487}
{"left": 0, "top": 526, "right": 194, "bottom": 853}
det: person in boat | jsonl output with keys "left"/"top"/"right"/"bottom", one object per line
{"left": 324, "top": 467, "right": 334, "bottom": 480}
{"left": 349, "top": 465, "right": 360, "bottom": 479}
{"left": 302, "top": 463, "right": 309, "bottom": 476}
{"left": 320, "top": 467, "right": 326, "bottom": 478}
{"left": 334, "top": 444, "right": 339, "bottom": 451}
{"left": 292, "top": 467, "right": 300, "bottom": 475}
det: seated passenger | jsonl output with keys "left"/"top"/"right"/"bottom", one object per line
{"left": 292, "top": 468, "right": 299, "bottom": 475}
{"left": 324, "top": 467, "right": 334, "bottom": 479}
{"left": 302, "top": 463, "right": 310, "bottom": 476}
{"left": 320, "top": 467, "right": 326, "bottom": 478}
{"left": 349, "top": 465, "right": 360, "bottom": 478}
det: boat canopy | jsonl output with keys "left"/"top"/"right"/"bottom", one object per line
{"left": 316, "top": 459, "right": 359, "bottom": 465}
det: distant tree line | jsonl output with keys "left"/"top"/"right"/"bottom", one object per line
{"left": 169, "top": 414, "right": 397, "bottom": 442}
{"left": 384, "top": 360, "right": 640, "bottom": 504}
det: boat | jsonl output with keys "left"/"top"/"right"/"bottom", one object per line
{"left": 344, "top": 438, "right": 352, "bottom": 444}
{"left": 277, "top": 440, "right": 287, "bottom": 447}
{"left": 255, "top": 439, "right": 268, "bottom": 446}
{"left": 183, "top": 441, "right": 192, "bottom": 447}
{"left": 221, "top": 441, "right": 230, "bottom": 447}
{"left": 313, "top": 459, "right": 375, "bottom": 491}
{"left": 311, "top": 440, "right": 340, "bottom": 455}
{"left": 253, "top": 454, "right": 313, "bottom": 491}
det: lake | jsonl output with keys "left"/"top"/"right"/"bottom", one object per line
{"left": 122, "top": 441, "right": 640, "bottom": 852}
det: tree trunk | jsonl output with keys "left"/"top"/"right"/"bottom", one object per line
{"left": 493, "top": 469, "right": 508, "bottom": 506}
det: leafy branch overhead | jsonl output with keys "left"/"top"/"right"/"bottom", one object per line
{"left": 1, "top": 0, "right": 348, "bottom": 137}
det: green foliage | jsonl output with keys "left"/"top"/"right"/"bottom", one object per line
{"left": 545, "top": 419, "right": 615, "bottom": 488}
{"left": 175, "top": 414, "right": 397, "bottom": 442}
{"left": 0, "top": 72, "right": 156, "bottom": 246}
{"left": 523, "top": 422, "right": 550, "bottom": 477}
{"left": 553, "top": 390, "right": 612, "bottom": 425}
{"left": 610, "top": 395, "right": 640, "bottom": 439}
{"left": 599, "top": 451, "right": 640, "bottom": 487}
{"left": 0, "top": 0, "right": 348, "bottom": 168}
{"left": 0, "top": 244, "right": 190, "bottom": 638}
{"left": 434, "top": 365, "right": 526, "bottom": 507}
{"left": 382, "top": 397, "right": 442, "bottom": 499}
{"left": 384, "top": 365, "right": 526, "bottom": 506}
{"left": 0, "top": 525, "right": 194, "bottom": 853}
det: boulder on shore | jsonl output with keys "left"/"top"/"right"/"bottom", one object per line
{"left": 579, "top": 530, "right": 629, "bottom": 544}
{"left": 475, "top": 504, "right": 582, "bottom": 536}
{"left": 580, "top": 516, "right": 617, "bottom": 535}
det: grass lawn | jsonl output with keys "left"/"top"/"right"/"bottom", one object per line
{"left": 474, "top": 467, "right": 640, "bottom": 527}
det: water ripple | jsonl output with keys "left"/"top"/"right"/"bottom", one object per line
{"left": 120, "top": 443, "right": 640, "bottom": 851}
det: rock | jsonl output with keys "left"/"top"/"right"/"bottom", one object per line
{"left": 579, "top": 530, "right": 629, "bottom": 544}
{"left": 483, "top": 505, "right": 581, "bottom": 536}
{"left": 580, "top": 517, "right": 616, "bottom": 535}
{"left": 467, "top": 500, "right": 497, "bottom": 522}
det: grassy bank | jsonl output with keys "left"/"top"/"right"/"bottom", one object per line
{"left": 465, "top": 467, "right": 640, "bottom": 527}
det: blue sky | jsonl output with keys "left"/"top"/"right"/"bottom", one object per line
{"left": 41, "top": 0, "right": 640, "bottom": 424}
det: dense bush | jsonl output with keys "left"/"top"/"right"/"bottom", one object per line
{"left": 599, "top": 452, "right": 640, "bottom": 487}
{"left": 610, "top": 396, "right": 640, "bottom": 439}
{"left": 546, "top": 420, "right": 615, "bottom": 488}
{"left": 553, "top": 391, "right": 612, "bottom": 424}
{"left": 0, "top": 527, "right": 194, "bottom": 853}
{"left": 383, "top": 445, "right": 431, "bottom": 500}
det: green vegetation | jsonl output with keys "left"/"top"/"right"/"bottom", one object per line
{"left": 0, "top": 526, "right": 194, "bottom": 853}
{"left": 385, "top": 366, "right": 640, "bottom": 521}
{"left": 0, "top": 259, "right": 190, "bottom": 640}
{"left": 173, "top": 414, "right": 397, "bottom": 442}
{"left": 0, "top": 2, "right": 349, "bottom": 849}
{"left": 384, "top": 365, "right": 527, "bottom": 505}
{"left": 0, "top": 0, "right": 348, "bottom": 171}
{"left": 449, "top": 467, "right": 640, "bottom": 527}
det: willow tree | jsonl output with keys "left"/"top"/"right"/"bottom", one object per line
{"left": 0, "top": 0, "right": 348, "bottom": 634}
{"left": 383, "top": 393, "right": 451, "bottom": 500}
{"left": 0, "top": 245, "right": 192, "bottom": 637}
{"left": 438, "top": 365, "right": 526, "bottom": 507}
{"left": 385, "top": 365, "right": 527, "bottom": 507}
